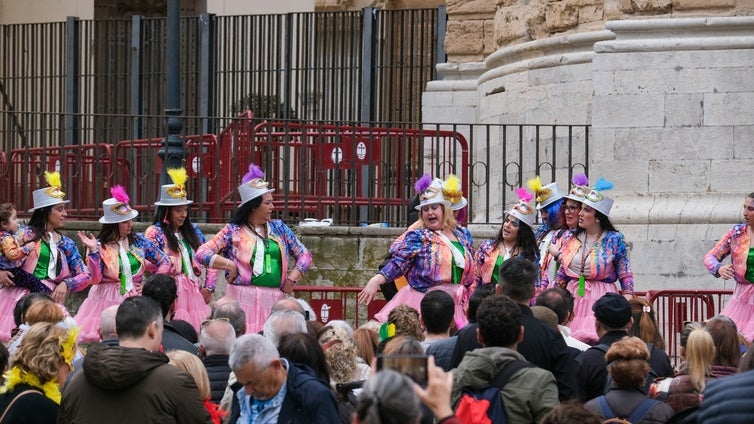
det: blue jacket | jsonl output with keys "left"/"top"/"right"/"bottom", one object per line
{"left": 697, "top": 369, "right": 754, "bottom": 424}
{"left": 229, "top": 361, "right": 339, "bottom": 424}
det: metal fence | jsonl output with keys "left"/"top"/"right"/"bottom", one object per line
{"left": 0, "top": 110, "right": 589, "bottom": 226}
{"left": 0, "top": 8, "right": 444, "bottom": 149}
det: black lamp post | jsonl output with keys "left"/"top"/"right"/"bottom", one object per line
{"left": 158, "top": 0, "right": 185, "bottom": 185}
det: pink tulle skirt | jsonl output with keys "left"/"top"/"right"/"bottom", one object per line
{"left": 374, "top": 283, "right": 469, "bottom": 330}
{"left": 0, "top": 280, "right": 62, "bottom": 342}
{"left": 75, "top": 281, "right": 137, "bottom": 343}
{"left": 566, "top": 280, "right": 619, "bottom": 345}
{"left": 225, "top": 284, "right": 284, "bottom": 334}
{"left": 172, "top": 274, "right": 210, "bottom": 331}
{"left": 720, "top": 282, "right": 754, "bottom": 342}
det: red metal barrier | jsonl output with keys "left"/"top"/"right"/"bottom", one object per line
{"left": 292, "top": 286, "right": 386, "bottom": 329}
{"left": 645, "top": 289, "right": 732, "bottom": 368}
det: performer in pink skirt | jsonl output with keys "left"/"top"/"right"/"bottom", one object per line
{"left": 552, "top": 178, "right": 635, "bottom": 345}
{"left": 144, "top": 168, "right": 217, "bottom": 331}
{"left": 704, "top": 192, "right": 754, "bottom": 341}
{"left": 0, "top": 171, "right": 90, "bottom": 341}
{"left": 196, "top": 164, "right": 312, "bottom": 333}
{"left": 358, "top": 177, "right": 476, "bottom": 330}
{"left": 75, "top": 186, "right": 172, "bottom": 342}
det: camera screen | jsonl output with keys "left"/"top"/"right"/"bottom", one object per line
{"left": 376, "top": 354, "right": 428, "bottom": 386}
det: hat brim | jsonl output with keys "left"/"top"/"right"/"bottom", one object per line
{"left": 29, "top": 199, "right": 70, "bottom": 213}
{"left": 450, "top": 197, "right": 467, "bottom": 211}
{"left": 415, "top": 198, "right": 451, "bottom": 211}
{"left": 99, "top": 209, "right": 139, "bottom": 224}
{"left": 503, "top": 210, "right": 537, "bottom": 230}
{"left": 154, "top": 200, "right": 194, "bottom": 207}
{"left": 581, "top": 198, "right": 612, "bottom": 218}
{"left": 239, "top": 188, "right": 275, "bottom": 207}
{"left": 536, "top": 194, "right": 565, "bottom": 210}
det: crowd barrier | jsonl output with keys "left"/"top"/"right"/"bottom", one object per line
{"left": 292, "top": 286, "right": 734, "bottom": 368}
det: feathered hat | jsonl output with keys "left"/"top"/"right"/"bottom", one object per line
{"left": 581, "top": 178, "right": 615, "bottom": 217}
{"left": 527, "top": 176, "right": 564, "bottom": 210}
{"left": 414, "top": 175, "right": 451, "bottom": 210}
{"left": 29, "top": 171, "right": 70, "bottom": 212}
{"left": 504, "top": 187, "right": 537, "bottom": 229}
{"left": 238, "top": 164, "right": 275, "bottom": 207}
{"left": 566, "top": 173, "right": 590, "bottom": 203}
{"left": 154, "top": 167, "right": 193, "bottom": 206}
{"left": 100, "top": 185, "right": 139, "bottom": 224}
{"left": 442, "top": 174, "right": 468, "bottom": 211}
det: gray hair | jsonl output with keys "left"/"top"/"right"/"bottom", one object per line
{"left": 356, "top": 370, "right": 421, "bottom": 424}
{"left": 199, "top": 319, "right": 236, "bottom": 356}
{"left": 327, "top": 320, "right": 353, "bottom": 336}
{"left": 99, "top": 305, "right": 119, "bottom": 340}
{"left": 229, "top": 333, "right": 279, "bottom": 371}
{"left": 211, "top": 301, "right": 246, "bottom": 338}
{"left": 263, "top": 310, "right": 307, "bottom": 348}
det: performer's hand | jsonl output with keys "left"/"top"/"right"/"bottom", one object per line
{"left": 51, "top": 283, "right": 68, "bottom": 303}
{"left": 0, "top": 270, "right": 14, "bottom": 287}
{"left": 199, "top": 288, "right": 212, "bottom": 304}
{"left": 225, "top": 261, "right": 238, "bottom": 284}
{"left": 358, "top": 275, "right": 384, "bottom": 304}
{"left": 719, "top": 264, "right": 734, "bottom": 280}
{"left": 77, "top": 231, "right": 98, "bottom": 252}
{"left": 281, "top": 277, "right": 295, "bottom": 294}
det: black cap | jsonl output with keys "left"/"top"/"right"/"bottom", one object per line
{"left": 592, "top": 293, "right": 631, "bottom": 329}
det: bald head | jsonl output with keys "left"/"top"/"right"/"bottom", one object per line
{"left": 99, "top": 305, "right": 119, "bottom": 341}
{"left": 199, "top": 319, "right": 236, "bottom": 356}
{"left": 270, "top": 298, "right": 305, "bottom": 317}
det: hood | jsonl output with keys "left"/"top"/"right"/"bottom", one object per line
{"left": 83, "top": 343, "right": 169, "bottom": 391}
{"left": 454, "top": 347, "right": 525, "bottom": 391}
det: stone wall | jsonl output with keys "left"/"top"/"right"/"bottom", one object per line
{"left": 446, "top": 0, "right": 754, "bottom": 63}
{"left": 423, "top": 15, "right": 754, "bottom": 292}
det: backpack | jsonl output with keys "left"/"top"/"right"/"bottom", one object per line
{"left": 592, "top": 343, "right": 659, "bottom": 394}
{"left": 455, "top": 359, "right": 532, "bottom": 424}
{"left": 597, "top": 395, "right": 659, "bottom": 424}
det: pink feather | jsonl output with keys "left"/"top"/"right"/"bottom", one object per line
{"left": 414, "top": 173, "right": 432, "bottom": 193}
{"left": 572, "top": 173, "right": 588, "bottom": 186}
{"left": 242, "top": 164, "right": 265, "bottom": 184}
{"left": 516, "top": 187, "right": 533, "bottom": 203}
{"left": 110, "top": 185, "right": 130, "bottom": 204}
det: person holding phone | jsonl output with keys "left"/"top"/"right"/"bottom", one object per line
{"left": 196, "top": 164, "right": 312, "bottom": 334}
{"left": 359, "top": 177, "right": 475, "bottom": 330}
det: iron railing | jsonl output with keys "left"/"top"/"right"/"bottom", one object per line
{"left": 0, "top": 111, "right": 589, "bottom": 226}
{"left": 0, "top": 8, "right": 444, "bottom": 149}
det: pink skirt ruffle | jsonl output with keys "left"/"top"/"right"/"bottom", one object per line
{"left": 0, "top": 280, "right": 62, "bottom": 342}
{"left": 721, "top": 282, "right": 754, "bottom": 342}
{"left": 172, "top": 274, "right": 210, "bottom": 332}
{"left": 566, "top": 280, "right": 619, "bottom": 345}
{"left": 225, "top": 284, "right": 284, "bottom": 334}
{"left": 374, "top": 283, "right": 469, "bottom": 330}
{"left": 74, "top": 282, "right": 137, "bottom": 343}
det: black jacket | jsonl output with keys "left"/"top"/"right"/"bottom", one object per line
{"left": 575, "top": 330, "right": 674, "bottom": 401}
{"left": 229, "top": 360, "right": 339, "bottom": 424}
{"left": 0, "top": 384, "right": 57, "bottom": 424}
{"left": 450, "top": 304, "right": 579, "bottom": 401}
{"left": 202, "top": 354, "right": 231, "bottom": 404}
{"left": 162, "top": 322, "right": 200, "bottom": 356}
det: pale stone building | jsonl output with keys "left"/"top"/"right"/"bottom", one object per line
{"left": 425, "top": 0, "right": 754, "bottom": 291}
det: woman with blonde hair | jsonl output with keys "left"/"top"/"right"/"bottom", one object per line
{"left": 0, "top": 322, "right": 78, "bottom": 423}
{"left": 167, "top": 350, "right": 225, "bottom": 424}
{"left": 584, "top": 337, "right": 674, "bottom": 423}
{"left": 650, "top": 324, "right": 715, "bottom": 419}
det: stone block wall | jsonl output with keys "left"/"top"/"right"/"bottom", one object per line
{"left": 446, "top": 0, "right": 754, "bottom": 63}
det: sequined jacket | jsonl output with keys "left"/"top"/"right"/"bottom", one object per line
{"left": 19, "top": 227, "right": 90, "bottom": 291}
{"left": 554, "top": 230, "right": 634, "bottom": 292}
{"left": 144, "top": 223, "right": 219, "bottom": 290}
{"left": 704, "top": 224, "right": 752, "bottom": 284}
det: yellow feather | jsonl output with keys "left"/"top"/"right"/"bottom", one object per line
{"left": 526, "top": 176, "right": 542, "bottom": 193}
{"left": 44, "top": 171, "right": 62, "bottom": 188}
{"left": 167, "top": 168, "right": 188, "bottom": 187}
{"left": 443, "top": 174, "right": 461, "bottom": 194}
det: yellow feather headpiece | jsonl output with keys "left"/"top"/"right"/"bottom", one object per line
{"left": 442, "top": 174, "right": 463, "bottom": 205}
{"left": 527, "top": 176, "right": 552, "bottom": 203}
{"left": 43, "top": 171, "right": 66, "bottom": 199}
{"left": 166, "top": 168, "right": 189, "bottom": 199}
{"left": 60, "top": 325, "right": 79, "bottom": 367}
